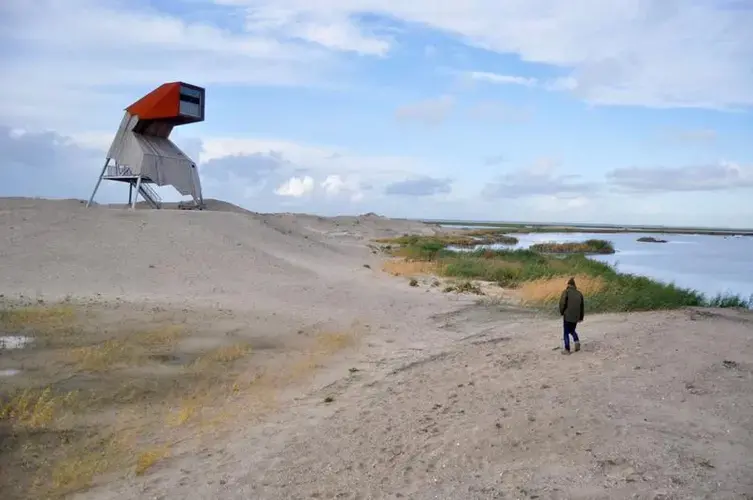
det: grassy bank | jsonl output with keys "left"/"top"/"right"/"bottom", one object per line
{"left": 378, "top": 236, "right": 752, "bottom": 313}
{"left": 376, "top": 229, "right": 518, "bottom": 250}
{"left": 529, "top": 239, "right": 615, "bottom": 254}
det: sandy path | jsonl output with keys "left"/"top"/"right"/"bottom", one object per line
{"left": 75, "top": 307, "right": 753, "bottom": 500}
{"left": 2, "top": 198, "right": 752, "bottom": 500}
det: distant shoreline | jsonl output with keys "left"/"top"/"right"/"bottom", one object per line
{"left": 420, "top": 220, "right": 753, "bottom": 236}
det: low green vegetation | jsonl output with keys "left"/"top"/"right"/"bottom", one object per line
{"left": 637, "top": 236, "right": 668, "bottom": 243}
{"left": 529, "top": 239, "right": 616, "bottom": 255}
{"left": 379, "top": 235, "right": 752, "bottom": 313}
{"left": 375, "top": 229, "right": 518, "bottom": 252}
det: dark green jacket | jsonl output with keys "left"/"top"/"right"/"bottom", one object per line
{"left": 559, "top": 285, "right": 585, "bottom": 323}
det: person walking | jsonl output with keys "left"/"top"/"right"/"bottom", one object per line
{"left": 558, "top": 277, "right": 584, "bottom": 354}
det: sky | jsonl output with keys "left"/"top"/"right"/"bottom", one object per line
{"left": 1, "top": 0, "right": 753, "bottom": 227}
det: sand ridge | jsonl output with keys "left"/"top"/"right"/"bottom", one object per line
{"left": 1, "top": 198, "right": 442, "bottom": 320}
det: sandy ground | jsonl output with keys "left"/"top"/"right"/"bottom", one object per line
{"left": 1, "top": 198, "right": 752, "bottom": 500}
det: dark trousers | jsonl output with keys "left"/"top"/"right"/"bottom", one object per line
{"left": 563, "top": 320, "right": 580, "bottom": 351}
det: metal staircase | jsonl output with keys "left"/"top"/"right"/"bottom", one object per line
{"left": 136, "top": 181, "right": 162, "bottom": 209}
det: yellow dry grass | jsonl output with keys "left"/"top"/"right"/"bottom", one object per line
{"left": 315, "top": 331, "right": 356, "bottom": 353}
{"left": 168, "top": 342, "right": 254, "bottom": 428}
{"left": 0, "top": 387, "right": 78, "bottom": 431}
{"left": 135, "top": 445, "right": 170, "bottom": 476}
{"left": 48, "top": 439, "right": 121, "bottom": 498}
{"left": 382, "top": 259, "right": 441, "bottom": 277}
{"left": 67, "top": 325, "right": 185, "bottom": 372}
{"left": 229, "top": 374, "right": 278, "bottom": 411}
{"left": 0, "top": 305, "right": 76, "bottom": 334}
{"left": 0, "top": 389, "right": 123, "bottom": 499}
{"left": 205, "top": 343, "right": 251, "bottom": 363}
{"left": 134, "top": 325, "right": 184, "bottom": 347}
{"left": 68, "top": 340, "right": 135, "bottom": 372}
{"left": 166, "top": 384, "right": 211, "bottom": 427}
{"left": 168, "top": 356, "right": 293, "bottom": 430}
{"left": 275, "top": 330, "right": 359, "bottom": 385}
{"left": 167, "top": 403, "right": 198, "bottom": 427}
{"left": 519, "top": 275, "right": 606, "bottom": 304}
{"left": 197, "top": 330, "right": 360, "bottom": 426}
{"left": 189, "top": 343, "right": 252, "bottom": 375}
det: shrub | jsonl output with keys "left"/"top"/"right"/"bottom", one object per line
{"left": 705, "top": 293, "right": 753, "bottom": 309}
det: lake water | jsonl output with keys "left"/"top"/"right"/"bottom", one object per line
{"left": 481, "top": 232, "right": 753, "bottom": 300}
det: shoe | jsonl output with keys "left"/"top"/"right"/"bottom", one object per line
{"left": 561, "top": 349, "right": 571, "bottom": 355}
{"left": 574, "top": 342, "right": 581, "bottom": 352}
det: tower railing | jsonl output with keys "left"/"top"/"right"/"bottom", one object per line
{"left": 105, "top": 164, "right": 135, "bottom": 178}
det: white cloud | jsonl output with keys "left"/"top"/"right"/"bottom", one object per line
{"left": 395, "top": 95, "right": 454, "bottom": 125}
{"left": 482, "top": 158, "right": 597, "bottom": 199}
{"left": 198, "top": 136, "right": 437, "bottom": 181}
{"left": 384, "top": 176, "right": 453, "bottom": 197}
{"left": 196, "top": 135, "right": 444, "bottom": 202}
{"left": 243, "top": 8, "right": 391, "bottom": 55}
{"left": 0, "top": 0, "right": 334, "bottom": 130}
{"left": 66, "top": 131, "right": 116, "bottom": 152}
{"left": 464, "top": 71, "right": 579, "bottom": 99}
{"left": 321, "top": 174, "right": 364, "bottom": 202}
{"left": 200, "top": 138, "right": 332, "bottom": 166}
{"left": 529, "top": 195, "right": 591, "bottom": 212}
{"left": 607, "top": 161, "right": 753, "bottom": 192}
{"left": 468, "top": 72, "right": 537, "bottom": 87}
{"left": 218, "top": 0, "right": 753, "bottom": 109}
{"left": 0, "top": 124, "right": 124, "bottom": 202}
{"left": 2, "top": 0, "right": 751, "bottom": 138}
{"left": 321, "top": 174, "right": 346, "bottom": 196}
{"left": 274, "top": 175, "right": 315, "bottom": 197}
{"left": 545, "top": 76, "right": 579, "bottom": 92}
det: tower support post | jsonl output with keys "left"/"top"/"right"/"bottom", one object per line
{"left": 86, "top": 158, "right": 110, "bottom": 207}
{"left": 131, "top": 175, "right": 143, "bottom": 210}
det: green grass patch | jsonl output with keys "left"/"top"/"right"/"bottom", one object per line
{"left": 440, "top": 249, "right": 610, "bottom": 287}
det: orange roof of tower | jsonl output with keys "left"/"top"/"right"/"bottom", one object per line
{"left": 125, "top": 82, "right": 182, "bottom": 120}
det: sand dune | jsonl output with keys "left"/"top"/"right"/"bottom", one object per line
{"left": 1, "top": 197, "right": 752, "bottom": 500}
{"left": 1, "top": 197, "right": 439, "bottom": 320}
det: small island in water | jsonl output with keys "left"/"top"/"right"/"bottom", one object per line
{"left": 529, "top": 239, "right": 616, "bottom": 255}
{"left": 637, "top": 236, "right": 668, "bottom": 243}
